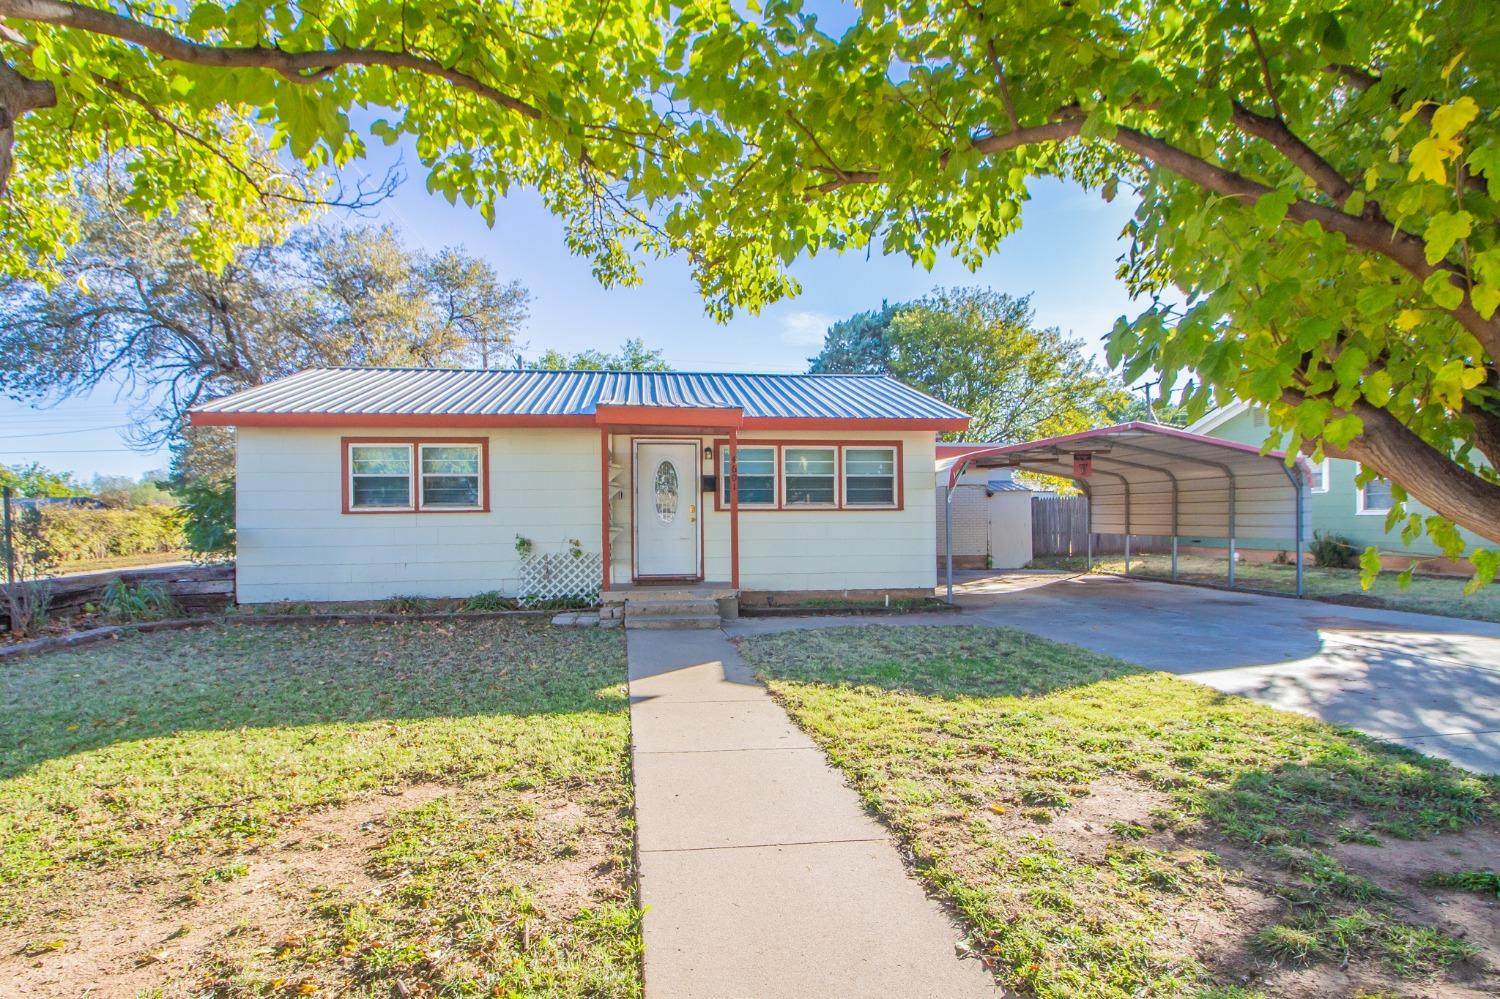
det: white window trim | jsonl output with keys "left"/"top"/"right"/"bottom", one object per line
{"left": 719, "top": 444, "right": 778, "bottom": 508}
{"left": 841, "top": 445, "right": 899, "bottom": 508}
{"left": 1355, "top": 463, "right": 1393, "bottom": 516}
{"left": 1308, "top": 457, "right": 1330, "bottom": 494}
{"left": 417, "top": 442, "right": 485, "bottom": 511}
{"left": 781, "top": 445, "right": 839, "bottom": 508}
{"left": 348, "top": 442, "right": 415, "bottom": 511}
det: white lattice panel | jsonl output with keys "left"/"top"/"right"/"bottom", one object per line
{"left": 518, "top": 552, "right": 602, "bottom": 606}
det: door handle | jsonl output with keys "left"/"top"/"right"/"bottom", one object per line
{"left": 689, "top": 503, "right": 697, "bottom": 522}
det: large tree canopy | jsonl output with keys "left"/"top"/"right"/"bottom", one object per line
{"left": 0, "top": 194, "right": 530, "bottom": 443}
{"left": 0, "top": 0, "right": 1496, "bottom": 568}
{"left": 810, "top": 288, "right": 1130, "bottom": 442}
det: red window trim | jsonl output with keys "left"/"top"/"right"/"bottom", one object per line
{"left": 711, "top": 438, "right": 904, "bottom": 512}
{"left": 341, "top": 436, "right": 491, "bottom": 514}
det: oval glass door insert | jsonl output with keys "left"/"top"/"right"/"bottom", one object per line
{"left": 654, "top": 461, "right": 679, "bottom": 523}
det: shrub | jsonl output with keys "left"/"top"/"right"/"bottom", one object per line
{"left": 382, "top": 595, "right": 434, "bottom": 615}
{"left": 100, "top": 578, "right": 178, "bottom": 622}
{"left": 34, "top": 505, "right": 186, "bottom": 565}
{"left": 1309, "top": 530, "right": 1359, "bottom": 569}
{"left": 174, "top": 479, "right": 235, "bottom": 559}
{"left": 462, "top": 591, "right": 518, "bottom": 611}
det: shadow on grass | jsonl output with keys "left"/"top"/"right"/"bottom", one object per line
{"left": 0, "top": 618, "right": 629, "bottom": 781}
{"left": 740, "top": 624, "right": 1499, "bottom": 998}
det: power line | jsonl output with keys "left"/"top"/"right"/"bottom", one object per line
{"left": 0, "top": 424, "right": 131, "bottom": 439}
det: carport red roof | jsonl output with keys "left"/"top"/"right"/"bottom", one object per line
{"left": 945, "top": 422, "right": 1309, "bottom": 543}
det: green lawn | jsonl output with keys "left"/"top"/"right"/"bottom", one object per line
{"left": 1028, "top": 553, "right": 1500, "bottom": 623}
{"left": 739, "top": 625, "right": 1499, "bottom": 999}
{"left": 0, "top": 619, "right": 640, "bottom": 998}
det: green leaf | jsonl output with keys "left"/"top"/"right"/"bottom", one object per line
{"left": 1422, "top": 210, "right": 1472, "bottom": 265}
{"left": 1253, "top": 188, "right": 1296, "bottom": 227}
{"left": 1359, "top": 546, "right": 1382, "bottom": 589}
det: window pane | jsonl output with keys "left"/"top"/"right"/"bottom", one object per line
{"left": 785, "top": 477, "right": 835, "bottom": 505}
{"left": 845, "top": 479, "right": 895, "bottom": 505}
{"left": 1308, "top": 461, "right": 1325, "bottom": 491}
{"left": 738, "top": 476, "right": 775, "bottom": 505}
{"left": 351, "top": 445, "right": 410, "bottom": 475}
{"left": 421, "top": 445, "right": 480, "bottom": 475}
{"left": 422, "top": 475, "right": 480, "bottom": 507}
{"left": 722, "top": 446, "right": 776, "bottom": 505}
{"left": 784, "top": 448, "right": 835, "bottom": 475}
{"left": 784, "top": 447, "right": 835, "bottom": 505}
{"left": 844, "top": 449, "right": 894, "bottom": 476}
{"left": 1363, "top": 478, "right": 1393, "bottom": 511}
{"left": 352, "top": 476, "right": 410, "bottom": 507}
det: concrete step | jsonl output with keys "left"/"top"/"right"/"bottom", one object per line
{"left": 624, "top": 598, "right": 722, "bottom": 617}
{"left": 625, "top": 614, "right": 722, "bottom": 630}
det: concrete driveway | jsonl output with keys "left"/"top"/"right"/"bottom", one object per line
{"left": 727, "top": 571, "right": 1500, "bottom": 774}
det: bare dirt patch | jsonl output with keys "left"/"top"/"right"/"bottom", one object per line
{"left": 3, "top": 783, "right": 449, "bottom": 998}
{"left": 1334, "top": 825, "right": 1500, "bottom": 961}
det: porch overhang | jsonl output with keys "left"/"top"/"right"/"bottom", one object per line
{"left": 593, "top": 404, "right": 745, "bottom": 432}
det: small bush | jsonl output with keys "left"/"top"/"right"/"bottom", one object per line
{"left": 100, "top": 578, "right": 178, "bottom": 622}
{"left": 1309, "top": 530, "right": 1359, "bottom": 569}
{"left": 462, "top": 591, "right": 518, "bottom": 611}
{"left": 37, "top": 505, "right": 187, "bottom": 565}
{"left": 381, "top": 594, "right": 434, "bottom": 615}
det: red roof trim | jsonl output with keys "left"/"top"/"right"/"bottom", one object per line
{"left": 191, "top": 410, "right": 968, "bottom": 431}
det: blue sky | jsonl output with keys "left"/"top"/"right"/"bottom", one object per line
{"left": 0, "top": 170, "right": 1143, "bottom": 481}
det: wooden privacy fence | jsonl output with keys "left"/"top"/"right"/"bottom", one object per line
{"left": 1030, "top": 495, "right": 1171, "bottom": 557}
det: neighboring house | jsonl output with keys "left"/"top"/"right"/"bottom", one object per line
{"left": 934, "top": 443, "right": 1036, "bottom": 569}
{"left": 1188, "top": 401, "right": 1483, "bottom": 561}
{"left": 189, "top": 367, "right": 969, "bottom": 604}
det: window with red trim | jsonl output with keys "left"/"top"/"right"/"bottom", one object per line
{"left": 345, "top": 439, "right": 487, "bottom": 512}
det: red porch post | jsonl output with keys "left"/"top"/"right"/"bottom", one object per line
{"left": 599, "top": 427, "right": 611, "bottom": 592}
{"left": 729, "top": 429, "right": 740, "bottom": 589}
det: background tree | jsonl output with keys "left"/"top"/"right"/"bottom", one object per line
{"left": 811, "top": 289, "right": 1129, "bottom": 441}
{"left": 532, "top": 338, "right": 673, "bottom": 372}
{"left": 0, "top": 0, "right": 1495, "bottom": 571}
{"left": 807, "top": 303, "right": 904, "bottom": 374}
{"left": 0, "top": 190, "right": 530, "bottom": 446}
{"left": 0, "top": 462, "right": 79, "bottom": 498}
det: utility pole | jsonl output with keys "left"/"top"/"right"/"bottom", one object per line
{"left": 2, "top": 486, "right": 14, "bottom": 586}
{"left": 1136, "top": 378, "right": 1163, "bottom": 422}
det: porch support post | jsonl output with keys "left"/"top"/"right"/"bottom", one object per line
{"left": 599, "top": 428, "right": 611, "bottom": 592}
{"left": 729, "top": 430, "right": 740, "bottom": 590}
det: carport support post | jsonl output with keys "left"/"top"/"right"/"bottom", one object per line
{"left": 1171, "top": 536, "right": 1179, "bottom": 579}
{"left": 1124, "top": 533, "right": 1131, "bottom": 575}
{"left": 1227, "top": 475, "right": 1238, "bottom": 589}
{"left": 944, "top": 480, "right": 955, "bottom": 604}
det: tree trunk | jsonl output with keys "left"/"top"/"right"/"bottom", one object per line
{"left": 1316, "top": 399, "right": 1500, "bottom": 545}
{"left": 0, "top": 59, "right": 55, "bottom": 194}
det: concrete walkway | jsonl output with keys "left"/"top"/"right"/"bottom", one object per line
{"left": 626, "top": 629, "right": 997, "bottom": 999}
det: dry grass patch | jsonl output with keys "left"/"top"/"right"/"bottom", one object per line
{"left": 0, "top": 619, "right": 640, "bottom": 998}
{"left": 739, "top": 625, "right": 1499, "bottom": 999}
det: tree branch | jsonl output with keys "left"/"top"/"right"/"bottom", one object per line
{"left": 0, "top": 55, "right": 56, "bottom": 192}
{"left": 1290, "top": 389, "right": 1500, "bottom": 544}
{"left": 1229, "top": 102, "right": 1354, "bottom": 206}
{"left": 0, "top": 0, "right": 543, "bottom": 120}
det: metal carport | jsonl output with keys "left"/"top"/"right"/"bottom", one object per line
{"left": 942, "top": 422, "right": 1311, "bottom": 601}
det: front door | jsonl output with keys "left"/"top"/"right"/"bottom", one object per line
{"left": 634, "top": 440, "right": 700, "bottom": 578}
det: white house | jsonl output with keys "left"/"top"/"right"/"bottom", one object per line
{"left": 189, "top": 367, "right": 971, "bottom": 605}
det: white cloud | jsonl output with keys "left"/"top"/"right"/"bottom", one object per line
{"left": 778, "top": 310, "right": 833, "bottom": 347}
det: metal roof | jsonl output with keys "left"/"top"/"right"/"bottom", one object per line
{"left": 191, "top": 367, "right": 969, "bottom": 425}
{"left": 945, "top": 422, "right": 1309, "bottom": 543}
